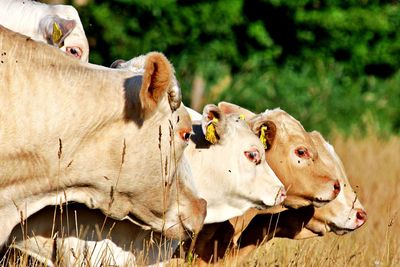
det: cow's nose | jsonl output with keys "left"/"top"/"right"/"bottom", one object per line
{"left": 355, "top": 209, "right": 367, "bottom": 226}
{"left": 333, "top": 180, "right": 341, "bottom": 196}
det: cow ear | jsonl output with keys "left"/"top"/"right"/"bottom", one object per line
{"left": 249, "top": 117, "right": 277, "bottom": 150}
{"left": 39, "top": 15, "right": 76, "bottom": 47}
{"left": 201, "top": 104, "right": 226, "bottom": 144}
{"left": 110, "top": 59, "right": 127, "bottom": 68}
{"left": 140, "top": 52, "right": 173, "bottom": 114}
{"left": 218, "top": 101, "right": 256, "bottom": 120}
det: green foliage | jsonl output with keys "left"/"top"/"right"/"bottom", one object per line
{"left": 74, "top": 0, "right": 400, "bottom": 136}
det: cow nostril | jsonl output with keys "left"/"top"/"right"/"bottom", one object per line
{"left": 280, "top": 187, "right": 287, "bottom": 198}
{"left": 333, "top": 181, "right": 341, "bottom": 195}
{"left": 356, "top": 209, "right": 367, "bottom": 222}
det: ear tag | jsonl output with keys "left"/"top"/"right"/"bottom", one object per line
{"left": 205, "top": 118, "right": 219, "bottom": 144}
{"left": 52, "top": 22, "right": 63, "bottom": 47}
{"left": 260, "top": 125, "right": 268, "bottom": 149}
{"left": 239, "top": 114, "right": 245, "bottom": 120}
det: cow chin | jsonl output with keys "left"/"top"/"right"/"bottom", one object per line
{"left": 302, "top": 218, "right": 331, "bottom": 237}
{"left": 283, "top": 195, "right": 313, "bottom": 209}
{"left": 329, "top": 225, "right": 353, "bottom": 235}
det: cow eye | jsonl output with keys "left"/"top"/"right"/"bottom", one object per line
{"left": 66, "top": 47, "right": 83, "bottom": 59}
{"left": 181, "top": 131, "right": 192, "bottom": 142}
{"left": 244, "top": 149, "right": 261, "bottom": 164}
{"left": 295, "top": 147, "right": 311, "bottom": 159}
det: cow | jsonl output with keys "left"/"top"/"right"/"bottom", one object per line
{"left": 183, "top": 102, "right": 345, "bottom": 265}
{"left": 4, "top": 102, "right": 287, "bottom": 266}
{"left": 0, "top": 26, "right": 206, "bottom": 252}
{"left": 217, "top": 102, "right": 341, "bottom": 207}
{"left": 285, "top": 131, "right": 367, "bottom": 238}
{"left": 0, "top": 0, "right": 89, "bottom": 61}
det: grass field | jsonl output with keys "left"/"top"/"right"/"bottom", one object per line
{"left": 2, "top": 134, "right": 399, "bottom": 267}
{"left": 242, "top": 134, "right": 400, "bottom": 267}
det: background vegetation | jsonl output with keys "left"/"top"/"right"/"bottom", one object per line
{"left": 64, "top": 0, "right": 400, "bottom": 137}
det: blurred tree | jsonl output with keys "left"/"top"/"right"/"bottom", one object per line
{"left": 67, "top": 0, "right": 399, "bottom": 136}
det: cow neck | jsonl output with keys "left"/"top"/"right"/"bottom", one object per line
{"left": 0, "top": 27, "right": 145, "bottom": 247}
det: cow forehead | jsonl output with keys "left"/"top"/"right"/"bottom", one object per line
{"left": 173, "top": 105, "right": 192, "bottom": 130}
{"left": 226, "top": 114, "right": 260, "bottom": 140}
{"left": 262, "top": 109, "right": 308, "bottom": 140}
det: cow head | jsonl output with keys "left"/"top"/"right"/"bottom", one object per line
{"left": 187, "top": 104, "right": 286, "bottom": 223}
{"left": 292, "top": 131, "right": 367, "bottom": 237}
{"left": 105, "top": 52, "right": 205, "bottom": 239}
{"left": 0, "top": 28, "right": 205, "bottom": 247}
{"left": 39, "top": 9, "right": 89, "bottom": 62}
{"left": 218, "top": 102, "right": 341, "bottom": 209}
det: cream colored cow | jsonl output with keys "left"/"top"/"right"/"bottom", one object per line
{"left": 0, "top": 0, "right": 89, "bottom": 61}
{"left": 0, "top": 26, "right": 206, "bottom": 250}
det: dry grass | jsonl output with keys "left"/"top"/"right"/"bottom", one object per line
{"left": 1, "top": 134, "right": 399, "bottom": 267}
{"left": 242, "top": 134, "right": 400, "bottom": 267}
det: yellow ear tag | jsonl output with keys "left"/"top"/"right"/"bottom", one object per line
{"left": 260, "top": 125, "right": 268, "bottom": 149}
{"left": 205, "top": 118, "right": 219, "bottom": 144}
{"left": 239, "top": 114, "right": 245, "bottom": 120}
{"left": 52, "top": 22, "right": 63, "bottom": 46}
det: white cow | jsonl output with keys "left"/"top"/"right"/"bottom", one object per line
{"left": 0, "top": 0, "right": 89, "bottom": 61}
{"left": 5, "top": 102, "right": 287, "bottom": 266}
{"left": 0, "top": 26, "right": 206, "bottom": 251}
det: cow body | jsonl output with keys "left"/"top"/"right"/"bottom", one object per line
{"left": 0, "top": 26, "right": 205, "bottom": 249}
{"left": 0, "top": 0, "right": 89, "bottom": 61}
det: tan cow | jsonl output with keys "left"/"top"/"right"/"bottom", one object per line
{"left": 218, "top": 102, "right": 341, "bottom": 208}
{"left": 0, "top": 0, "right": 89, "bottom": 61}
{"left": 291, "top": 131, "right": 367, "bottom": 237}
{"left": 0, "top": 26, "right": 206, "bottom": 249}
{"left": 4, "top": 103, "right": 287, "bottom": 266}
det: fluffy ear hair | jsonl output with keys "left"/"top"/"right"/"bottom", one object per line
{"left": 249, "top": 115, "right": 277, "bottom": 150}
{"left": 218, "top": 101, "right": 256, "bottom": 120}
{"left": 201, "top": 104, "right": 226, "bottom": 144}
{"left": 39, "top": 15, "right": 76, "bottom": 47}
{"left": 140, "top": 52, "right": 173, "bottom": 114}
{"left": 110, "top": 59, "right": 127, "bottom": 68}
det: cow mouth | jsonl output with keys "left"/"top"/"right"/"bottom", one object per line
{"left": 329, "top": 224, "right": 356, "bottom": 235}
{"left": 254, "top": 200, "right": 271, "bottom": 210}
{"left": 307, "top": 220, "right": 355, "bottom": 236}
{"left": 312, "top": 198, "right": 331, "bottom": 208}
